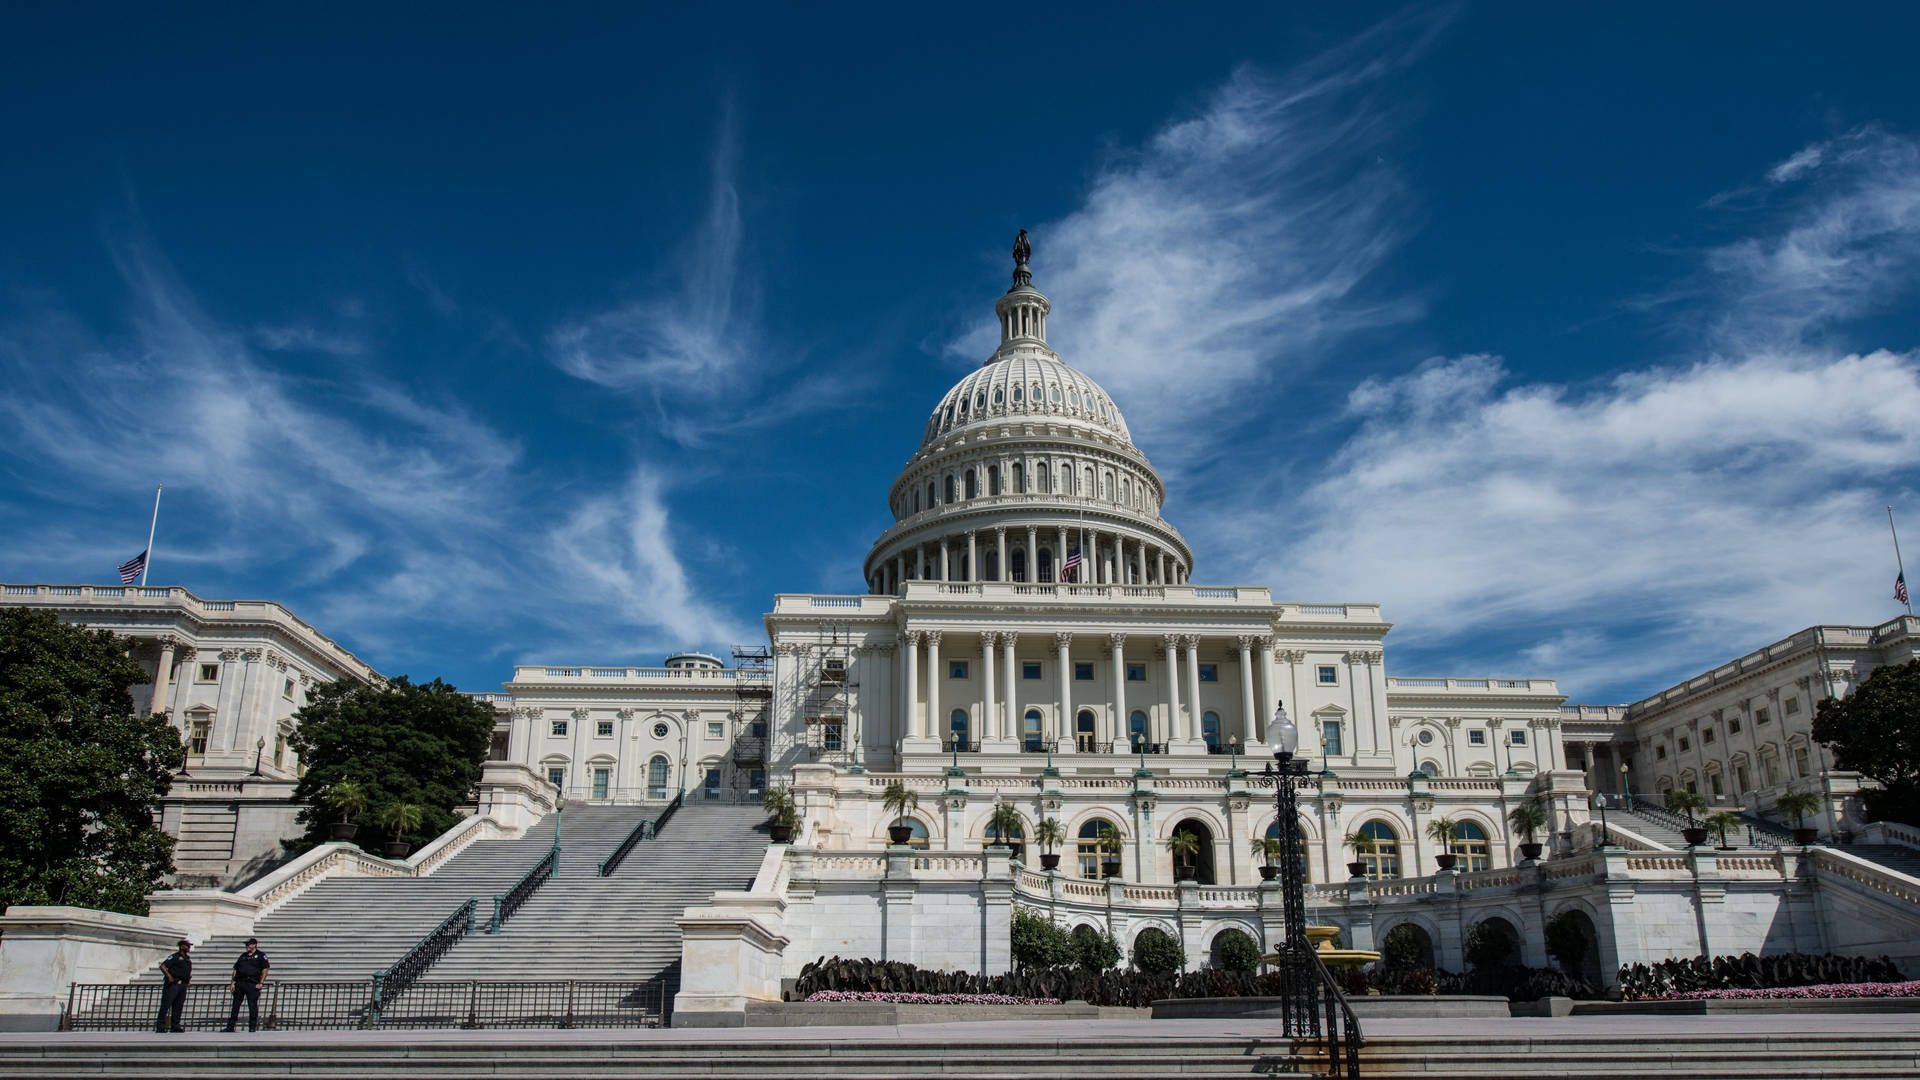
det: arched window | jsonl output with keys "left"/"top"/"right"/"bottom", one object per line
{"left": 985, "top": 551, "right": 999, "bottom": 580}
{"left": 1264, "top": 821, "right": 1313, "bottom": 882}
{"left": 1083, "top": 467, "right": 1095, "bottom": 496}
{"left": 1037, "top": 465, "right": 1050, "bottom": 494}
{"left": 1450, "top": 821, "right": 1491, "bottom": 872}
{"left": 1012, "top": 384, "right": 1023, "bottom": 403}
{"left": 1038, "top": 548, "right": 1054, "bottom": 583}
{"left": 987, "top": 465, "right": 999, "bottom": 495}
{"left": 912, "top": 489, "right": 920, "bottom": 513}
{"left": 1202, "top": 711, "right": 1221, "bottom": 750}
{"left": 927, "top": 481, "right": 936, "bottom": 508}
{"left": 984, "top": 816, "right": 1023, "bottom": 859}
{"left": 1121, "top": 477, "right": 1130, "bottom": 505}
{"left": 647, "top": 755, "right": 670, "bottom": 801}
{"left": 1011, "top": 549, "right": 1027, "bottom": 582}
{"left": 945, "top": 476, "right": 956, "bottom": 503}
{"left": 964, "top": 470, "right": 977, "bottom": 499}
{"left": 1129, "top": 709, "right": 1149, "bottom": 747}
{"left": 1358, "top": 820, "right": 1400, "bottom": 880}
{"left": 1100, "top": 472, "right": 1111, "bottom": 500}
{"left": 1078, "top": 819, "right": 1120, "bottom": 878}
{"left": 703, "top": 767, "right": 721, "bottom": 800}
{"left": 1022, "top": 708, "right": 1044, "bottom": 752}
{"left": 1419, "top": 760, "right": 1441, "bottom": 778}
{"left": 1075, "top": 709, "right": 1096, "bottom": 752}
{"left": 890, "top": 817, "right": 930, "bottom": 850}
{"left": 1059, "top": 465, "right": 1071, "bottom": 493}
{"left": 948, "top": 708, "right": 970, "bottom": 750}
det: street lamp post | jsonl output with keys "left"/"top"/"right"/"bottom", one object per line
{"left": 1261, "top": 699, "right": 1319, "bottom": 1040}
{"left": 1621, "top": 762, "right": 1633, "bottom": 813}
{"left": 250, "top": 735, "right": 266, "bottom": 777}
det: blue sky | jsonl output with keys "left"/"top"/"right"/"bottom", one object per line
{"left": 4, "top": 5, "right": 1919, "bottom": 704}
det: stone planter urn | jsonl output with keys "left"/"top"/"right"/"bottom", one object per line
{"left": 1174, "top": 864, "right": 1198, "bottom": 882}
{"left": 886, "top": 824, "right": 913, "bottom": 845}
{"left": 1259, "top": 864, "right": 1279, "bottom": 881}
{"left": 1792, "top": 827, "right": 1820, "bottom": 846}
{"left": 1518, "top": 842, "right": 1544, "bottom": 861}
{"left": 1347, "top": 861, "right": 1368, "bottom": 878}
{"left": 1101, "top": 859, "right": 1122, "bottom": 879}
{"left": 770, "top": 822, "right": 796, "bottom": 843}
{"left": 384, "top": 841, "right": 412, "bottom": 860}
{"left": 1681, "top": 826, "right": 1709, "bottom": 846}
{"left": 1040, "top": 853, "right": 1061, "bottom": 871}
{"left": 1434, "top": 853, "right": 1458, "bottom": 871}
{"left": 330, "top": 822, "right": 358, "bottom": 842}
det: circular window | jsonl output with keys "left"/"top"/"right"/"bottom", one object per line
{"left": 1417, "top": 729, "right": 1434, "bottom": 745}
{"left": 653, "top": 722, "right": 670, "bottom": 739}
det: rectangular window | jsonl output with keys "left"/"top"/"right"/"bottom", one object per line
{"left": 1656, "top": 744, "right": 1668, "bottom": 760}
{"left": 751, "top": 720, "right": 768, "bottom": 737}
{"left": 1757, "top": 706, "right": 1773, "bottom": 724}
{"left": 1022, "top": 661, "right": 1042, "bottom": 680}
{"left": 1764, "top": 756, "right": 1780, "bottom": 785}
{"left": 824, "top": 723, "right": 843, "bottom": 752}
{"left": 198, "top": 663, "right": 220, "bottom": 682}
{"left": 748, "top": 768, "right": 766, "bottom": 793}
{"left": 1126, "top": 663, "right": 1147, "bottom": 681}
{"left": 1321, "top": 720, "right": 1343, "bottom": 756}
{"left": 1509, "top": 730, "right": 1527, "bottom": 747}
{"left": 707, "top": 722, "right": 723, "bottom": 739}
{"left": 592, "top": 767, "right": 610, "bottom": 799}
{"left": 1782, "top": 698, "right": 1798, "bottom": 717}
{"left": 1793, "top": 745, "right": 1811, "bottom": 777}
{"left": 1468, "top": 730, "right": 1486, "bottom": 746}
{"left": 1702, "top": 728, "right": 1716, "bottom": 744}
{"left": 546, "top": 766, "right": 566, "bottom": 788}
{"left": 1198, "top": 664, "right": 1218, "bottom": 682}
{"left": 1709, "top": 772, "right": 1723, "bottom": 796}
{"left": 1735, "top": 764, "right": 1750, "bottom": 795}
{"left": 188, "top": 720, "right": 210, "bottom": 756}
{"left": 1677, "top": 735, "right": 1689, "bottom": 752}
{"left": 949, "top": 661, "right": 968, "bottom": 679}
{"left": 1317, "top": 666, "right": 1338, "bottom": 685}
{"left": 1074, "top": 662, "right": 1094, "bottom": 681}
{"left": 273, "top": 734, "right": 286, "bottom": 769}
{"left": 550, "top": 720, "right": 568, "bottom": 737}
{"left": 282, "top": 678, "right": 295, "bottom": 699}
{"left": 1728, "top": 717, "right": 1742, "bottom": 735}
{"left": 597, "top": 720, "right": 615, "bottom": 737}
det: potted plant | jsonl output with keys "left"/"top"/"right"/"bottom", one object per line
{"left": 1704, "top": 810, "right": 1742, "bottom": 851}
{"left": 376, "top": 801, "right": 424, "bottom": 859}
{"left": 1665, "top": 788, "right": 1709, "bottom": 846}
{"left": 763, "top": 784, "right": 798, "bottom": 843}
{"left": 882, "top": 781, "right": 919, "bottom": 846}
{"left": 1096, "top": 824, "right": 1124, "bottom": 879}
{"left": 1506, "top": 800, "right": 1550, "bottom": 861}
{"left": 326, "top": 780, "right": 370, "bottom": 843}
{"left": 1342, "top": 830, "right": 1375, "bottom": 878}
{"left": 1426, "top": 817, "right": 1461, "bottom": 871}
{"left": 1167, "top": 830, "right": 1202, "bottom": 882}
{"left": 1251, "top": 835, "right": 1284, "bottom": 880}
{"left": 987, "top": 801, "right": 1024, "bottom": 860}
{"left": 1035, "top": 817, "right": 1066, "bottom": 872}
{"left": 1774, "top": 789, "right": 1823, "bottom": 846}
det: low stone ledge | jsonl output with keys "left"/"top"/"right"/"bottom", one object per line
{"left": 1573, "top": 997, "right": 1920, "bottom": 1015}
{"left": 1151, "top": 994, "right": 1512, "bottom": 1020}
{"left": 746, "top": 1001, "right": 1104, "bottom": 1026}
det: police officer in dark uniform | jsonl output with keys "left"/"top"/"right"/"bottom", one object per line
{"left": 153, "top": 939, "right": 192, "bottom": 1033}
{"left": 223, "top": 937, "right": 270, "bottom": 1032}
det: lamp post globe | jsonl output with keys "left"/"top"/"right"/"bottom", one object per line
{"left": 1267, "top": 700, "right": 1298, "bottom": 760}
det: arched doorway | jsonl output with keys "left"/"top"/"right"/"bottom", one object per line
{"left": 1202, "top": 710, "right": 1221, "bottom": 750}
{"left": 1209, "top": 928, "right": 1259, "bottom": 971}
{"left": 1022, "top": 708, "right": 1044, "bottom": 751}
{"left": 1264, "top": 820, "right": 1312, "bottom": 882}
{"left": 1075, "top": 709, "right": 1096, "bottom": 751}
{"left": 1466, "top": 916, "right": 1522, "bottom": 970}
{"left": 1128, "top": 710, "right": 1149, "bottom": 748}
{"left": 1038, "top": 548, "right": 1054, "bottom": 582}
{"left": 1380, "top": 923, "right": 1434, "bottom": 970}
{"left": 1077, "top": 818, "right": 1121, "bottom": 878}
{"left": 1170, "top": 819, "right": 1216, "bottom": 884}
{"left": 1012, "top": 548, "right": 1027, "bottom": 582}
{"left": 949, "top": 708, "right": 970, "bottom": 750}
{"left": 646, "top": 755, "right": 670, "bottom": 801}
{"left": 1547, "top": 908, "right": 1603, "bottom": 986}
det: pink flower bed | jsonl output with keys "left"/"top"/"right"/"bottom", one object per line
{"left": 803, "top": 991, "right": 1063, "bottom": 1005}
{"left": 1662, "top": 981, "right": 1920, "bottom": 1001}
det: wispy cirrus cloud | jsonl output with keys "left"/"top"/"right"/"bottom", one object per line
{"left": 945, "top": 9, "right": 1448, "bottom": 465}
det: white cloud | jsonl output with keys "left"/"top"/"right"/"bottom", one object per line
{"left": 944, "top": 11, "right": 1446, "bottom": 465}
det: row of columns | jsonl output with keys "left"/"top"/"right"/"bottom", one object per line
{"left": 873, "top": 526, "right": 1189, "bottom": 594}
{"left": 896, "top": 630, "right": 1283, "bottom": 747}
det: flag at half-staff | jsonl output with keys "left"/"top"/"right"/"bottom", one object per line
{"left": 118, "top": 550, "right": 148, "bottom": 585}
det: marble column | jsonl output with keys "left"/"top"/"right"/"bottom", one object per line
{"left": 996, "top": 528, "right": 1007, "bottom": 583}
{"left": 1056, "top": 527, "right": 1068, "bottom": 582}
{"left": 1158, "top": 552, "right": 1169, "bottom": 585}
{"left": 1183, "top": 635, "right": 1203, "bottom": 743}
{"left": 1024, "top": 526, "right": 1037, "bottom": 582}
{"left": 1108, "top": 633, "right": 1127, "bottom": 750}
{"left": 903, "top": 631, "right": 922, "bottom": 739}
{"left": 1002, "top": 633, "right": 1018, "bottom": 741}
{"left": 1237, "top": 636, "right": 1258, "bottom": 747}
{"left": 981, "top": 632, "right": 998, "bottom": 747}
{"left": 151, "top": 637, "right": 177, "bottom": 719}
{"left": 967, "top": 532, "right": 977, "bottom": 582}
{"left": 1055, "top": 632, "right": 1073, "bottom": 745}
{"left": 1163, "top": 634, "right": 1182, "bottom": 747}
{"left": 926, "top": 632, "right": 943, "bottom": 742}
{"left": 1256, "top": 635, "right": 1276, "bottom": 741}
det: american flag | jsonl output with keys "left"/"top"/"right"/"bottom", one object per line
{"left": 1061, "top": 546, "right": 1083, "bottom": 581}
{"left": 118, "top": 550, "right": 147, "bottom": 585}
{"left": 1899, "top": 571, "right": 1910, "bottom": 606}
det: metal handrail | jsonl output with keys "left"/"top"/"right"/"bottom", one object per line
{"left": 369, "top": 897, "right": 476, "bottom": 1023}
{"left": 1306, "top": 948, "right": 1363, "bottom": 1077}
{"left": 490, "top": 844, "right": 558, "bottom": 932}
{"left": 598, "top": 792, "right": 683, "bottom": 877}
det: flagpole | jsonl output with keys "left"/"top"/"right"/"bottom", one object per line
{"left": 1893, "top": 505, "right": 1912, "bottom": 615}
{"left": 142, "top": 485, "right": 162, "bottom": 587}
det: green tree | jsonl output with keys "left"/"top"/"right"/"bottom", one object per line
{"left": 1213, "top": 929, "right": 1261, "bottom": 972}
{"left": 1544, "top": 911, "right": 1590, "bottom": 973}
{"left": 288, "top": 676, "right": 494, "bottom": 853}
{"left": 1131, "top": 927, "right": 1186, "bottom": 974}
{"left": 1071, "top": 923, "right": 1122, "bottom": 971}
{"left": 1813, "top": 658, "right": 1920, "bottom": 824}
{"left": 0, "top": 609, "right": 184, "bottom": 914}
{"left": 1010, "top": 908, "right": 1075, "bottom": 970}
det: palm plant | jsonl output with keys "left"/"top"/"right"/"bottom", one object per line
{"left": 1342, "top": 829, "right": 1376, "bottom": 877}
{"left": 1095, "top": 824, "right": 1124, "bottom": 877}
{"left": 1505, "top": 801, "right": 1550, "bottom": 844}
{"left": 986, "top": 801, "right": 1024, "bottom": 854}
{"left": 1425, "top": 817, "right": 1462, "bottom": 870}
{"left": 1663, "top": 788, "right": 1707, "bottom": 826}
{"left": 1251, "top": 835, "right": 1285, "bottom": 865}
{"left": 762, "top": 784, "right": 798, "bottom": 842}
{"left": 1166, "top": 830, "right": 1202, "bottom": 880}
{"left": 1704, "top": 810, "right": 1742, "bottom": 849}
{"left": 1034, "top": 817, "right": 1066, "bottom": 871}
{"left": 1773, "top": 789, "right": 1823, "bottom": 843}
{"left": 325, "top": 780, "right": 370, "bottom": 841}
{"left": 375, "top": 801, "right": 425, "bottom": 858}
{"left": 882, "top": 781, "right": 920, "bottom": 844}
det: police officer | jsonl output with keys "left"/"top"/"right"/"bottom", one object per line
{"left": 153, "top": 939, "right": 192, "bottom": 1033}
{"left": 223, "top": 937, "right": 270, "bottom": 1032}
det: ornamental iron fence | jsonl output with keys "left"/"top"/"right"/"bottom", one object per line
{"left": 490, "top": 844, "right": 558, "bottom": 933}
{"left": 372, "top": 898, "right": 476, "bottom": 1016}
{"left": 64, "top": 979, "right": 669, "bottom": 1031}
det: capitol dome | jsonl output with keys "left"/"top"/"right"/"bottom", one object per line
{"left": 863, "top": 233, "right": 1192, "bottom": 594}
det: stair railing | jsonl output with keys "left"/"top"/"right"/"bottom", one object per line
{"left": 368, "top": 897, "right": 476, "bottom": 1024}
{"left": 489, "top": 842, "right": 559, "bottom": 933}
{"left": 598, "top": 792, "right": 683, "bottom": 877}
{"left": 1306, "top": 950, "right": 1363, "bottom": 1077}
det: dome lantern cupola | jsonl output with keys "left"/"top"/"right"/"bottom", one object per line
{"left": 993, "top": 228, "right": 1050, "bottom": 354}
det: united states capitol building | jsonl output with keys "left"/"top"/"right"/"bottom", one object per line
{"left": 4, "top": 238, "right": 1918, "bottom": 1025}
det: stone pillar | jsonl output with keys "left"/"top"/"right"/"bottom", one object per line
{"left": 926, "top": 632, "right": 943, "bottom": 742}
{"left": 996, "top": 528, "right": 1007, "bottom": 583}
{"left": 1055, "top": 632, "right": 1073, "bottom": 745}
{"left": 1057, "top": 527, "right": 1069, "bottom": 582}
{"left": 1256, "top": 637, "right": 1276, "bottom": 738}
{"left": 1108, "top": 633, "right": 1127, "bottom": 750}
{"left": 967, "top": 532, "right": 977, "bottom": 582}
{"left": 1183, "top": 636, "right": 1203, "bottom": 743}
{"left": 1158, "top": 551, "right": 1169, "bottom": 585}
{"left": 893, "top": 555, "right": 904, "bottom": 594}
{"left": 904, "top": 631, "right": 922, "bottom": 740}
{"left": 1163, "top": 634, "right": 1181, "bottom": 747}
{"left": 981, "top": 632, "right": 998, "bottom": 746}
{"left": 1003, "top": 634, "right": 1018, "bottom": 742}
{"left": 916, "top": 546, "right": 926, "bottom": 581}
{"left": 1024, "top": 526, "right": 1037, "bottom": 582}
{"left": 981, "top": 847, "right": 1014, "bottom": 973}
{"left": 151, "top": 637, "right": 177, "bottom": 719}
{"left": 940, "top": 542, "right": 951, "bottom": 583}
{"left": 1237, "top": 636, "right": 1257, "bottom": 747}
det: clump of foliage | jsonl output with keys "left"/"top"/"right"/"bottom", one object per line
{"left": 288, "top": 676, "right": 494, "bottom": 854}
{"left": 1213, "top": 929, "right": 1261, "bottom": 973}
{"left": 1010, "top": 909, "right": 1076, "bottom": 971}
{"left": 1464, "top": 920, "right": 1520, "bottom": 971}
{"left": 0, "top": 610, "right": 184, "bottom": 914}
{"left": 1131, "top": 927, "right": 1186, "bottom": 974}
{"left": 1617, "top": 952, "right": 1903, "bottom": 1001}
{"left": 1380, "top": 924, "right": 1429, "bottom": 970}
{"left": 1544, "top": 911, "right": 1590, "bottom": 974}
{"left": 1813, "top": 658, "right": 1920, "bottom": 825}
{"left": 1071, "top": 923, "right": 1121, "bottom": 972}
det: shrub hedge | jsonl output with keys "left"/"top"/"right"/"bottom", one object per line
{"left": 1617, "top": 952, "right": 1903, "bottom": 1001}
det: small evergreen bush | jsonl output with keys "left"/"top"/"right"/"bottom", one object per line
{"left": 1132, "top": 927, "right": 1186, "bottom": 974}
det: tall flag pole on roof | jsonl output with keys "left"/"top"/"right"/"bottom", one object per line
{"left": 122, "top": 484, "right": 163, "bottom": 587}
{"left": 1892, "top": 506, "right": 1912, "bottom": 614}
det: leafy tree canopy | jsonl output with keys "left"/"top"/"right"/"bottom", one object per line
{"left": 287, "top": 675, "right": 495, "bottom": 852}
{"left": 1812, "top": 658, "right": 1920, "bottom": 825}
{"left": 0, "top": 609, "right": 183, "bottom": 914}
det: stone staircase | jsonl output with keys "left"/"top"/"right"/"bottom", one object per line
{"left": 1603, "top": 806, "right": 1696, "bottom": 849}
{"left": 1839, "top": 843, "right": 1920, "bottom": 879}
{"left": 431, "top": 803, "right": 769, "bottom": 985}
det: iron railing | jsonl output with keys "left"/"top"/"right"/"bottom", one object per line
{"left": 1305, "top": 951, "right": 1363, "bottom": 1077}
{"left": 63, "top": 979, "right": 668, "bottom": 1031}
{"left": 371, "top": 897, "right": 476, "bottom": 1018}
{"left": 490, "top": 844, "right": 558, "bottom": 932}
{"left": 599, "top": 791, "right": 683, "bottom": 877}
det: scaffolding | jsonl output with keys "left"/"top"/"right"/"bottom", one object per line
{"left": 728, "top": 644, "right": 771, "bottom": 799}
{"left": 803, "top": 625, "right": 853, "bottom": 764}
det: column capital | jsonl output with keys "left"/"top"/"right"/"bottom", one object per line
{"left": 980, "top": 631, "right": 1001, "bottom": 648}
{"left": 902, "top": 630, "right": 924, "bottom": 647}
{"left": 1179, "top": 633, "right": 1202, "bottom": 648}
{"left": 1275, "top": 648, "right": 1308, "bottom": 664}
{"left": 1254, "top": 635, "right": 1273, "bottom": 651}
{"left": 1107, "top": 632, "right": 1127, "bottom": 654}
{"left": 1235, "top": 634, "right": 1258, "bottom": 651}
{"left": 1053, "top": 631, "right": 1073, "bottom": 650}
{"left": 925, "top": 630, "right": 943, "bottom": 647}
{"left": 1162, "top": 633, "right": 1181, "bottom": 651}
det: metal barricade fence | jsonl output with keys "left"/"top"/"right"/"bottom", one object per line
{"left": 64, "top": 979, "right": 668, "bottom": 1031}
